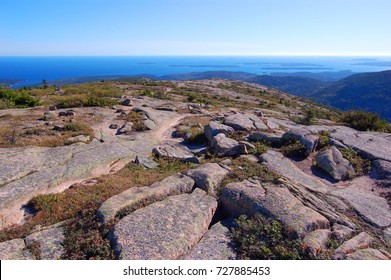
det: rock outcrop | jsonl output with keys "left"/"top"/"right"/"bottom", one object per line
{"left": 108, "top": 189, "right": 217, "bottom": 259}
{"left": 315, "top": 147, "right": 355, "bottom": 181}
{"left": 282, "top": 127, "right": 319, "bottom": 155}
{"left": 152, "top": 144, "right": 200, "bottom": 163}
{"left": 372, "top": 159, "right": 391, "bottom": 187}
{"left": 185, "top": 163, "right": 229, "bottom": 195}
{"left": 330, "top": 188, "right": 391, "bottom": 228}
{"left": 302, "top": 229, "right": 332, "bottom": 255}
{"left": 184, "top": 220, "right": 238, "bottom": 260}
{"left": 223, "top": 113, "right": 268, "bottom": 131}
{"left": 204, "top": 121, "right": 234, "bottom": 142}
{"left": 210, "top": 133, "right": 247, "bottom": 157}
{"left": 25, "top": 222, "right": 65, "bottom": 260}
{"left": 97, "top": 173, "right": 195, "bottom": 223}
{"left": 221, "top": 180, "right": 330, "bottom": 237}
{"left": 260, "top": 150, "right": 329, "bottom": 193}
{"left": 334, "top": 232, "right": 374, "bottom": 258}
{"left": 0, "top": 239, "right": 35, "bottom": 260}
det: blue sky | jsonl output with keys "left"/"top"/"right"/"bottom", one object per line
{"left": 1, "top": 0, "right": 390, "bottom": 56}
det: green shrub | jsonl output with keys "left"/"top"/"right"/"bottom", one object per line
{"left": 0, "top": 87, "right": 40, "bottom": 108}
{"left": 317, "top": 130, "right": 330, "bottom": 150}
{"left": 295, "top": 108, "right": 316, "bottom": 125}
{"left": 232, "top": 215, "right": 305, "bottom": 260}
{"left": 340, "top": 147, "right": 371, "bottom": 176}
{"left": 223, "top": 158, "right": 278, "bottom": 186}
{"left": 280, "top": 140, "right": 307, "bottom": 158}
{"left": 250, "top": 142, "right": 269, "bottom": 156}
{"left": 63, "top": 122, "right": 91, "bottom": 133}
{"left": 340, "top": 111, "right": 391, "bottom": 132}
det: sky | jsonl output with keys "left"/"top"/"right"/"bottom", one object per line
{"left": 1, "top": 0, "right": 390, "bottom": 56}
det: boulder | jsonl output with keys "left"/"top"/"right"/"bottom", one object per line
{"left": 331, "top": 188, "right": 391, "bottom": 228}
{"left": 302, "top": 229, "right": 332, "bottom": 255}
{"left": 372, "top": 159, "right": 391, "bottom": 187}
{"left": 248, "top": 131, "right": 284, "bottom": 146}
{"left": 330, "top": 127, "right": 391, "bottom": 162}
{"left": 25, "top": 223, "right": 65, "bottom": 260}
{"left": 210, "top": 133, "right": 247, "bottom": 157}
{"left": 109, "top": 123, "right": 119, "bottom": 129}
{"left": 283, "top": 127, "right": 319, "bottom": 155}
{"left": 204, "top": 121, "right": 234, "bottom": 141}
{"left": 122, "top": 98, "right": 133, "bottom": 106}
{"left": 184, "top": 220, "right": 238, "bottom": 260}
{"left": 185, "top": 163, "right": 229, "bottom": 195}
{"left": 48, "top": 105, "right": 57, "bottom": 111}
{"left": 97, "top": 173, "right": 195, "bottom": 223}
{"left": 315, "top": 147, "right": 355, "bottom": 181}
{"left": 0, "top": 239, "right": 35, "bottom": 260}
{"left": 221, "top": 180, "right": 330, "bottom": 237}
{"left": 346, "top": 248, "right": 389, "bottom": 260}
{"left": 331, "top": 224, "right": 355, "bottom": 242}
{"left": 108, "top": 189, "right": 217, "bottom": 259}
{"left": 334, "top": 232, "right": 373, "bottom": 256}
{"left": 152, "top": 144, "right": 200, "bottom": 163}
{"left": 134, "top": 155, "right": 159, "bottom": 169}
{"left": 117, "top": 122, "right": 133, "bottom": 134}
{"left": 223, "top": 113, "right": 268, "bottom": 131}
{"left": 143, "top": 119, "right": 156, "bottom": 130}
{"left": 58, "top": 110, "right": 76, "bottom": 117}
{"left": 43, "top": 111, "right": 57, "bottom": 121}
{"left": 67, "top": 135, "right": 90, "bottom": 144}
{"left": 155, "top": 105, "right": 177, "bottom": 112}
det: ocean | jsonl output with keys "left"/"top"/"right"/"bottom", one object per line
{"left": 1, "top": 56, "right": 391, "bottom": 88}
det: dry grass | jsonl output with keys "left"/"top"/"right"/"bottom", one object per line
{"left": 0, "top": 158, "right": 194, "bottom": 243}
{"left": 0, "top": 120, "right": 94, "bottom": 148}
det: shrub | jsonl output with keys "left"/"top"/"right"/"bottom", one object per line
{"left": 120, "top": 111, "right": 147, "bottom": 132}
{"left": 340, "top": 147, "right": 371, "bottom": 176}
{"left": 62, "top": 206, "right": 114, "bottom": 260}
{"left": 340, "top": 110, "right": 391, "bottom": 132}
{"left": 0, "top": 87, "right": 40, "bottom": 108}
{"left": 295, "top": 108, "right": 316, "bottom": 125}
{"left": 222, "top": 158, "right": 278, "bottom": 186}
{"left": 250, "top": 142, "right": 269, "bottom": 156}
{"left": 317, "top": 130, "right": 330, "bottom": 150}
{"left": 232, "top": 215, "right": 305, "bottom": 260}
{"left": 280, "top": 140, "right": 307, "bottom": 158}
{"left": 63, "top": 122, "right": 92, "bottom": 134}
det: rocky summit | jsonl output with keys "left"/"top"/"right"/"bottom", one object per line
{"left": 0, "top": 79, "right": 390, "bottom": 260}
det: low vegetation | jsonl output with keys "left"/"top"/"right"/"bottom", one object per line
{"left": 340, "top": 147, "right": 372, "bottom": 176}
{"left": 279, "top": 139, "right": 307, "bottom": 158}
{"left": 0, "top": 87, "right": 40, "bottom": 109}
{"left": 232, "top": 215, "right": 305, "bottom": 260}
{"left": 0, "top": 119, "right": 94, "bottom": 148}
{"left": 119, "top": 110, "right": 148, "bottom": 132}
{"left": 0, "top": 158, "right": 193, "bottom": 259}
{"left": 222, "top": 158, "right": 278, "bottom": 186}
{"left": 340, "top": 110, "right": 391, "bottom": 132}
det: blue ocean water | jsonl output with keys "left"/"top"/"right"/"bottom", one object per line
{"left": 1, "top": 56, "right": 391, "bottom": 87}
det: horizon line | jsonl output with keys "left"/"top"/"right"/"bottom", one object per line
{"left": 1, "top": 54, "right": 391, "bottom": 57}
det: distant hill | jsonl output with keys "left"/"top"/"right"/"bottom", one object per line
{"left": 0, "top": 79, "right": 24, "bottom": 87}
{"left": 246, "top": 75, "right": 326, "bottom": 97}
{"left": 271, "top": 70, "right": 355, "bottom": 82}
{"left": 311, "top": 70, "right": 391, "bottom": 121}
{"left": 160, "top": 71, "right": 257, "bottom": 81}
